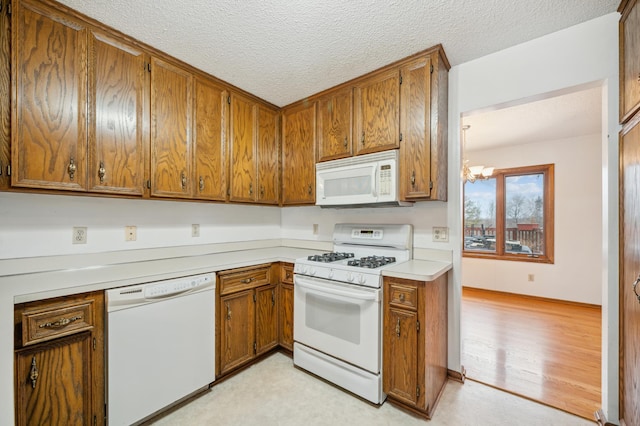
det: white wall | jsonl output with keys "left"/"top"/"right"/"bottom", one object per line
{"left": 0, "top": 192, "right": 281, "bottom": 259}
{"left": 462, "top": 134, "right": 602, "bottom": 305}
{"left": 448, "top": 12, "right": 619, "bottom": 420}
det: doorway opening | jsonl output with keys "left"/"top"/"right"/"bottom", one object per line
{"left": 459, "top": 84, "right": 603, "bottom": 420}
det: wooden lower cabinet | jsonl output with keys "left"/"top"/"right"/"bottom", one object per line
{"left": 14, "top": 291, "right": 105, "bottom": 426}
{"left": 278, "top": 262, "right": 294, "bottom": 352}
{"left": 216, "top": 263, "right": 279, "bottom": 378}
{"left": 382, "top": 274, "right": 448, "bottom": 419}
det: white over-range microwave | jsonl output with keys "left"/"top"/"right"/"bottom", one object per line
{"left": 315, "top": 150, "right": 412, "bottom": 208}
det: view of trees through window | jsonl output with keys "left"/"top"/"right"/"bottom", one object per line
{"left": 464, "top": 164, "right": 554, "bottom": 262}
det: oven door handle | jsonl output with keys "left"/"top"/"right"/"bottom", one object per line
{"left": 296, "top": 278, "right": 379, "bottom": 302}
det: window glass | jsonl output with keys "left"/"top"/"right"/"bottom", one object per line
{"left": 464, "top": 178, "right": 496, "bottom": 253}
{"left": 504, "top": 174, "right": 545, "bottom": 256}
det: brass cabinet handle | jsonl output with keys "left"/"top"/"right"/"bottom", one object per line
{"left": 260, "top": 186, "right": 264, "bottom": 198}
{"left": 361, "top": 131, "right": 365, "bottom": 146}
{"left": 30, "top": 356, "right": 39, "bottom": 389}
{"left": 399, "top": 293, "right": 405, "bottom": 302}
{"left": 633, "top": 275, "right": 640, "bottom": 303}
{"left": 343, "top": 136, "right": 348, "bottom": 148}
{"left": 249, "top": 182, "right": 253, "bottom": 195}
{"left": 181, "top": 171, "right": 187, "bottom": 189}
{"left": 395, "top": 318, "right": 401, "bottom": 337}
{"left": 410, "top": 170, "right": 416, "bottom": 186}
{"left": 637, "top": 73, "right": 640, "bottom": 83}
{"left": 271, "top": 289, "right": 275, "bottom": 306}
{"left": 286, "top": 272, "right": 291, "bottom": 280}
{"left": 241, "top": 277, "right": 254, "bottom": 284}
{"left": 38, "top": 315, "right": 82, "bottom": 329}
{"left": 98, "top": 161, "right": 106, "bottom": 183}
{"left": 199, "top": 176, "right": 204, "bottom": 191}
{"left": 226, "top": 303, "right": 231, "bottom": 320}
{"left": 67, "top": 158, "right": 77, "bottom": 180}
{"left": 307, "top": 184, "right": 312, "bottom": 196}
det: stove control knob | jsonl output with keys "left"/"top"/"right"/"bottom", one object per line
{"left": 301, "top": 266, "right": 308, "bottom": 274}
{"left": 309, "top": 267, "right": 316, "bottom": 276}
{"left": 358, "top": 274, "right": 366, "bottom": 284}
{"left": 328, "top": 270, "right": 334, "bottom": 279}
{"left": 347, "top": 272, "right": 355, "bottom": 282}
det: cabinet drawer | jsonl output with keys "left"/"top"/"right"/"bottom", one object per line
{"left": 389, "top": 284, "right": 418, "bottom": 310}
{"left": 219, "top": 264, "right": 272, "bottom": 295}
{"left": 280, "top": 263, "right": 294, "bottom": 285}
{"left": 21, "top": 300, "right": 95, "bottom": 346}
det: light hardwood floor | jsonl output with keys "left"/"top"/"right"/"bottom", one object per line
{"left": 461, "top": 287, "right": 601, "bottom": 420}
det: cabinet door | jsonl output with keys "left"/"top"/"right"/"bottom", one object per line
{"left": 150, "top": 57, "right": 192, "bottom": 198}
{"left": 0, "top": 3, "right": 9, "bottom": 190}
{"left": 193, "top": 78, "right": 228, "bottom": 201}
{"left": 88, "top": 31, "right": 146, "bottom": 195}
{"left": 400, "top": 56, "right": 432, "bottom": 200}
{"left": 256, "top": 105, "right": 279, "bottom": 204}
{"left": 256, "top": 284, "right": 278, "bottom": 355}
{"left": 282, "top": 103, "right": 316, "bottom": 205}
{"left": 279, "top": 282, "right": 294, "bottom": 351}
{"left": 317, "top": 88, "right": 352, "bottom": 162}
{"left": 229, "top": 93, "right": 257, "bottom": 202}
{"left": 219, "top": 290, "right": 255, "bottom": 375}
{"left": 383, "top": 307, "right": 419, "bottom": 406}
{"left": 354, "top": 68, "right": 400, "bottom": 155}
{"left": 12, "top": 0, "right": 88, "bottom": 191}
{"left": 15, "top": 332, "right": 93, "bottom": 426}
{"left": 621, "top": 0, "right": 640, "bottom": 123}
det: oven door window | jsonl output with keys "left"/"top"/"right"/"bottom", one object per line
{"left": 294, "top": 276, "right": 381, "bottom": 373}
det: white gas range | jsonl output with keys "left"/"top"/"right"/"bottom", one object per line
{"left": 293, "top": 223, "right": 413, "bottom": 404}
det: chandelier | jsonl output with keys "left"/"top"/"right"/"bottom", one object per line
{"left": 462, "top": 124, "right": 494, "bottom": 183}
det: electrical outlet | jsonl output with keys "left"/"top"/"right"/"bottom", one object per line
{"left": 528, "top": 274, "right": 535, "bottom": 282}
{"left": 72, "top": 227, "right": 87, "bottom": 244}
{"left": 312, "top": 224, "right": 319, "bottom": 235}
{"left": 432, "top": 227, "right": 449, "bottom": 242}
{"left": 125, "top": 226, "right": 137, "bottom": 242}
{"left": 192, "top": 224, "right": 200, "bottom": 238}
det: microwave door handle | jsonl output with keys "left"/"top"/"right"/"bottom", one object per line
{"left": 371, "top": 164, "right": 378, "bottom": 197}
{"left": 295, "top": 278, "right": 378, "bottom": 302}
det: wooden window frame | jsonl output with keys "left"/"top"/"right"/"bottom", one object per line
{"left": 463, "top": 164, "right": 555, "bottom": 264}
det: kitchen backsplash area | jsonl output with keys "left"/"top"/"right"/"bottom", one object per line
{"left": 0, "top": 192, "right": 453, "bottom": 260}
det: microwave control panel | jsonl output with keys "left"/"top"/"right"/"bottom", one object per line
{"left": 379, "top": 164, "right": 392, "bottom": 195}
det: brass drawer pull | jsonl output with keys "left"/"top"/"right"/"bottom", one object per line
{"left": 38, "top": 315, "right": 82, "bottom": 329}
{"left": 98, "top": 161, "right": 106, "bottom": 183}
{"left": 241, "top": 277, "right": 254, "bottom": 284}
{"left": 68, "top": 157, "right": 77, "bottom": 180}
{"left": 30, "top": 356, "right": 39, "bottom": 389}
{"left": 399, "top": 293, "right": 405, "bottom": 302}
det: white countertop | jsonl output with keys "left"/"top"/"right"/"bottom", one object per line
{"left": 382, "top": 259, "right": 452, "bottom": 282}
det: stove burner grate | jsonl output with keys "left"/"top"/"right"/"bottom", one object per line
{"left": 347, "top": 256, "right": 396, "bottom": 269}
{"left": 307, "top": 252, "right": 355, "bottom": 263}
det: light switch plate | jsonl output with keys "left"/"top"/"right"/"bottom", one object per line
{"left": 432, "top": 227, "right": 449, "bottom": 242}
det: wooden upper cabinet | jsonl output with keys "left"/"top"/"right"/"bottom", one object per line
{"left": 620, "top": 0, "right": 640, "bottom": 123}
{"left": 317, "top": 87, "right": 353, "bottom": 162}
{"left": 400, "top": 56, "right": 432, "bottom": 200}
{"left": 354, "top": 68, "right": 400, "bottom": 155}
{"left": 193, "top": 78, "right": 228, "bottom": 201}
{"left": 229, "top": 92, "right": 257, "bottom": 203}
{"left": 88, "top": 31, "right": 147, "bottom": 195}
{"left": 0, "top": 3, "right": 9, "bottom": 190}
{"left": 282, "top": 102, "right": 316, "bottom": 205}
{"left": 256, "top": 106, "right": 279, "bottom": 204}
{"left": 150, "top": 57, "right": 193, "bottom": 198}
{"left": 12, "top": 0, "right": 88, "bottom": 191}
{"left": 400, "top": 50, "right": 448, "bottom": 202}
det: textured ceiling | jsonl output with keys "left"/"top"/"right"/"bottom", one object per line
{"left": 56, "top": 0, "right": 618, "bottom": 107}
{"left": 462, "top": 85, "right": 603, "bottom": 151}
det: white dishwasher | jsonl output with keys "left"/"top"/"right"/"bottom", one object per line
{"left": 106, "top": 273, "right": 215, "bottom": 426}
